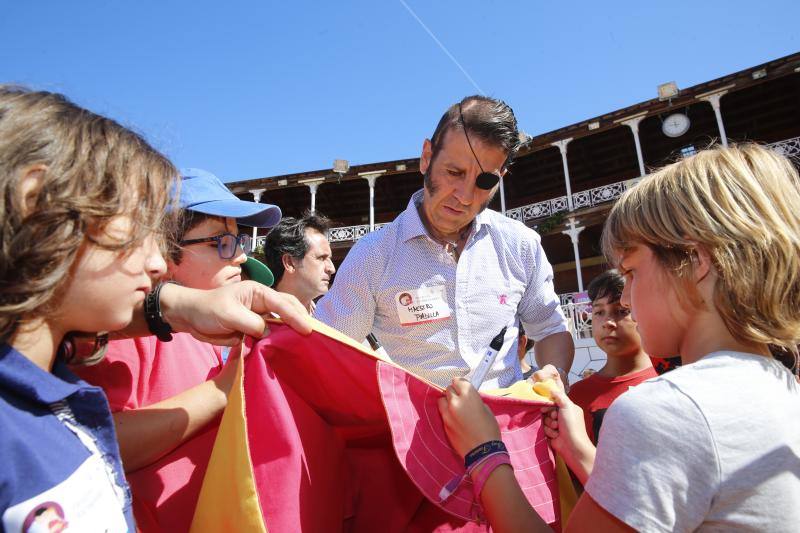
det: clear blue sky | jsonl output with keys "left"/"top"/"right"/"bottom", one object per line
{"left": 2, "top": 1, "right": 798, "bottom": 183}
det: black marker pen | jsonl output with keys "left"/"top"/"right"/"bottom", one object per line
{"left": 366, "top": 332, "right": 390, "bottom": 360}
{"left": 469, "top": 326, "right": 508, "bottom": 390}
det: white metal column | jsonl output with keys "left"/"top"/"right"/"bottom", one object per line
{"left": 562, "top": 218, "right": 585, "bottom": 293}
{"left": 551, "top": 138, "right": 584, "bottom": 291}
{"left": 300, "top": 178, "right": 325, "bottom": 213}
{"left": 359, "top": 171, "right": 386, "bottom": 232}
{"left": 697, "top": 85, "right": 734, "bottom": 148}
{"left": 552, "top": 138, "right": 574, "bottom": 209}
{"left": 617, "top": 112, "right": 648, "bottom": 176}
{"left": 249, "top": 188, "right": 265, "bottom": 251}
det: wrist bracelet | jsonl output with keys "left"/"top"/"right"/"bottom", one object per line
{"left": 144, "top": 281, "right": 177, "bottom": 342}
{"left": 464, "top": 440, "right": 507, "bottom": 469}
{"left": 438, "top": 450, "right": 510, "bottom": 503}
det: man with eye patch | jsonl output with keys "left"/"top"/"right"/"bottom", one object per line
{"left": 316, "top": 96, "right": 574, "bottom": 389}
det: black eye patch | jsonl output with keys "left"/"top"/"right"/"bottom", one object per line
{"left": 476, "top": 172, "right": 499, "bottom": 190}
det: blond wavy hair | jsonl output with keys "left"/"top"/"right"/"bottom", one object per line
{"left": 602, "top": 143, "right": 800, "bottom": 352}
{"left": 0, "top": 86, "right": 177, "bottom": 343}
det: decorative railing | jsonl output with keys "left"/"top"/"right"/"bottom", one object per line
{"left": 558, "top": 292, "right": 593, "bottom": 338}
{"left": 507, "top": 177, "right": 641, "bottom": 224}
{"left": 255, "top": 224, "right": 389, "bottom": 247}
{"left": 505, "top": 196, "right": 568, "bottom": 222}
{"left": 317, "top": 137, "right": 800, "bottom": 244}
{"left": 254, "top": 225, "right": 387, "bottom": 248}
{"left": 561, "top": 301, "right": 594, "bottom": 339}
{"left": 324, "top": 178, "right": 637, "bottom": 244}
{"left": 559, "top": 292, "right": 584, "bottom": 306}
{"left": 327, "top": 223, "right": 388, "bottom": 244}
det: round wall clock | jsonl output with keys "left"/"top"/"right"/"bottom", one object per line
{"left": 662, "top": 113, "right": 691, "bottom": 138}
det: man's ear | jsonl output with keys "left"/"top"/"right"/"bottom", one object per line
{"left": 420, "top": 138, "right": 433, "bottom": 175}
{"left": 17, "top": 164, "right": 48, "bottom": 218}
{"left": 281, "top": 253, "right": 295, "bottom": 273}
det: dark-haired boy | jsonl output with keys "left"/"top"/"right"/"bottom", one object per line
{"left": 568, "top": 270, "right": 657, "bottom": 445}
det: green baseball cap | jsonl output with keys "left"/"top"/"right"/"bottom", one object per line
{"left": 242, "top": 256, "right": 274, "bottom": 287}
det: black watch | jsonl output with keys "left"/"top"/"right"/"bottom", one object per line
{"left": 144, "top": 281, "right": 177, "bottom": 342}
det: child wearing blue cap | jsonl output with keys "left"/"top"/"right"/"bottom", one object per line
{"left": 75, "top": 168, "right": 283, "bottom": 532}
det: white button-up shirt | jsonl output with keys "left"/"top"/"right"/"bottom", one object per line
{"left": 315, "top": 190, "right": 568, "bottom": 388}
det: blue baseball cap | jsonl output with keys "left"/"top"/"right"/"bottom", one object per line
{"left": 178, "top": 168, "right": 281, "bottom": 228}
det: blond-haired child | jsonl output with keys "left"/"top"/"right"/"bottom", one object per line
{"left": 438, "top": 143, "right": 800, "bottom": 532}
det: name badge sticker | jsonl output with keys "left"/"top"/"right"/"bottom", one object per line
{"left": 3, "top": 454, "right": 128, "bottom": 533}
{"left": 395, "top": 286, "right": 452, "bottom": 326}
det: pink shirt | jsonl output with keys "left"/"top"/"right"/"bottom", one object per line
{"left": 75, "top": 333, "right": 223, "bottom": 532}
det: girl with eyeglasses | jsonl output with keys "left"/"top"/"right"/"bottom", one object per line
{"left": 74, "top": 168, "right": 283, "bottom": 532}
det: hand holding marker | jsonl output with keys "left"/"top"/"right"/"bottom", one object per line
{"left": 469, "top": 326, "right": 509, "bottom": 390}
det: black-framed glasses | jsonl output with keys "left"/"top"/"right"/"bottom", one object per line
{"left": 458, "top": 102, "right": 501, "bottom": 191}
{"left": 179, "top": 232, "right": 251, "bottom": 259}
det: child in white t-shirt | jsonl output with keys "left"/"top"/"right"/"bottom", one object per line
{"left": 437, "top": 143, "right": 800, "bottom": 532}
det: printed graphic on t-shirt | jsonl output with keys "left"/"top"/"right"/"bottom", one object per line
{"left": 650, "top": 356, "right": 682, "bottom": 375}
{"left": 3, "top": 454, "right": 128, "bottom": 532}
{"left": 395, "top": 286, "right": 452, "bottom": 326}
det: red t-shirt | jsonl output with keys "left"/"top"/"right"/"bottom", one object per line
{"left": 75, "top": 333, "right": 223, "bottom": 532}
{"left": 568, "top": 366, "right": 657, "bottom": 444}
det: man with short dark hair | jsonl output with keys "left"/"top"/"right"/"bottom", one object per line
{"left": 316, "top": 95, "right": 574, "bottom": 388}
{"left": 263, "top": 212, "right": 335, "bottom": 313}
